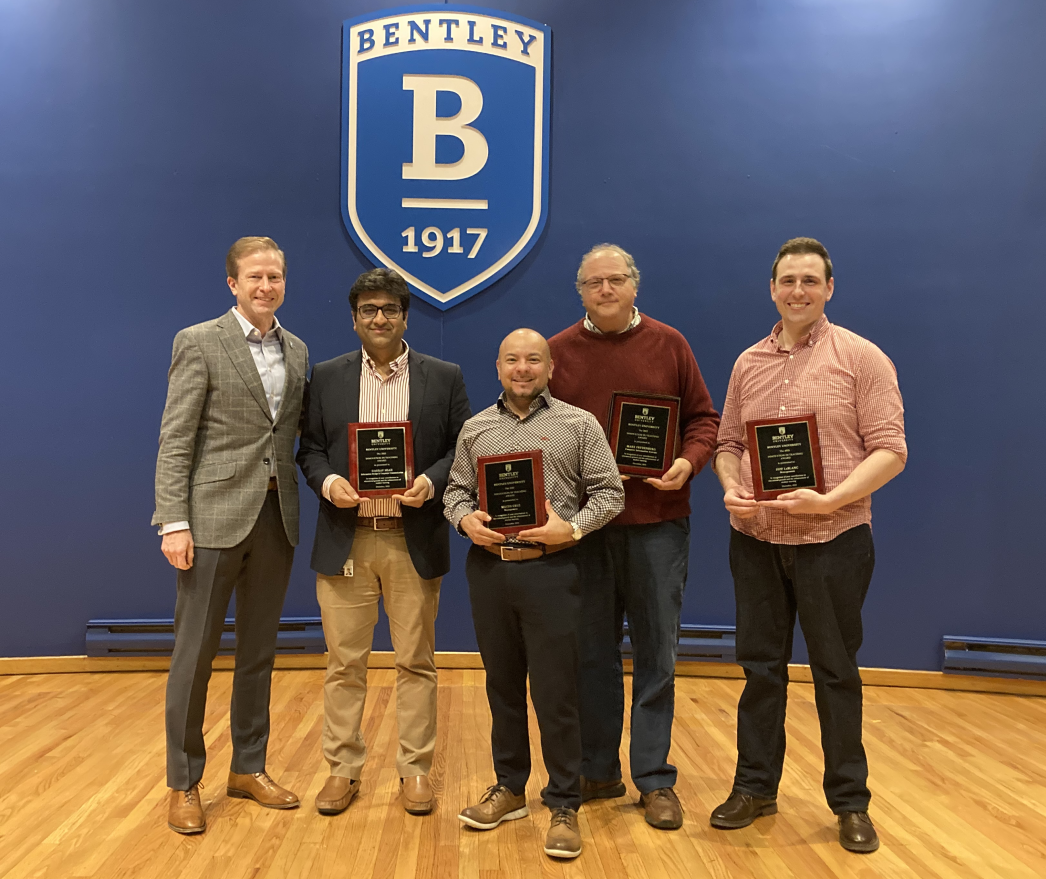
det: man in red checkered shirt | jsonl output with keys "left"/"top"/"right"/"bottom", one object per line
{"left": 710, "top": 238, "right": 907, "bottom": 855}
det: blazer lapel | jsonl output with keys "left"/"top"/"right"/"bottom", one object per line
{"left": 274, "top": 332, "right": 303, "bottom": 423}
{"left": 217, "top": 313, "right": 272, "bottom": 420}
{"left": 343, "top": 351, "right": 363, "bottom": 423}
{"left": 407, "top": 350, "right": 427, "bottom": 427}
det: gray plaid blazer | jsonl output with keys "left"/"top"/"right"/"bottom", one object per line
{"left": 152, "top": 311, "right": 309, "bottom": 548}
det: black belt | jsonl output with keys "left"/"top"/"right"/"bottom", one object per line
{"left": 356, "top": 516, "right": 404, "bottom": 531}
{"left": 483, "top": 541, "right": 576, "bottom": 561}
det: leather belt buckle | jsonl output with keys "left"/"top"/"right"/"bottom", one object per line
{"left": 499, "top": 544, "right": 541, "bottom": 561}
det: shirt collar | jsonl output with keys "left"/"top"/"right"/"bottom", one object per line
{"left": 362, "top": 340, "right": 410, "bottom": 376}
{"left": 497, "top": 386, "right": 553, "bottom": 417}
{"left": 584, "top": 307, "right": 641, "bottom": 335}
{"left": 231, "top": 306, "right": 282, "bottom": 340}
{"left": 769, "top": 314, "right": 830, "bottom": 352}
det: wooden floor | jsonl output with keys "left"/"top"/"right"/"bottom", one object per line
{"left": 0, "top": 670, "right": 1044, "bottom": 879}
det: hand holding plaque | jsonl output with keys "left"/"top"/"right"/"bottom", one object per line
{"left": 476, "top": 450, "right": 547, "bottom": 535}
{"left": 347, "top": 421, "right": 414, "bottom": 499}
{"left": 606, "top": 392, "right": 681, "bottom": 477}
{"left": 745, "top": 413, "right": 825, "bottom": 500}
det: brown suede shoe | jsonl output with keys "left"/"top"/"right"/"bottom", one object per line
{"left": 544, "top": 807, "right": 582, "bottom": 858}
{"left": 639, "top": 787, "right": 683, "bottom": 830}
{"left": 168, "top": 784, "right": 205, "bottom": 834}
{"left": 839, "top": 811, "right": 880, "bottom": 853}
{"left": 226, "top": 771, "right": 300, "bottom": 809}
{"left": 458, "top": 784, "right": 528, "bottom": 830}
{"left": 400, "top": 775, "right": 434, "bottom": 814}
{"left": 315, "top": 775, "right": 360, "bottom": 815}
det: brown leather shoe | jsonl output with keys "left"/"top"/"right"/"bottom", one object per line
{"left": 226, "top": 771, "right": 300, "bottom": 809}
{"left": 168, "top": 784, "right": 205, "bottom": 834}
{"left": 458, "top": 784, "right": 528, "bottom": 830}
{"left": 639, "top": 787, "right": 683, "bottom": 830}
{"left": 400, "top": 775, "right": 434, "bottom": 814}
{"left": 839, "top": 811, "right": 880, "bottom": 853}
{"left": 581, "top": 776, "right": 627, "bottom": 802}
{"left": 544, "top": 807, "right": 582, "bottom": 858}
{"left": 710, "top": 791, "right": 778, "bottom": 829}
{"left": 315, "top": 775, "right": 360, "bottom": 815}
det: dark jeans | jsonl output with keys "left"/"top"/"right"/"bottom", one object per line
{"left": 729, "top": 525, "right": 875, "bottom": 813}
{"left": 165, "top": 491, "right": 294, "bottom": 790}
{"left": 576, "top": 519, "right": 689, "bottom": 794}
{"left": 465, "top": 545, "right": 582, "bottom": 811}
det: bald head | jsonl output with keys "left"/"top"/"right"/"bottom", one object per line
{"left": 496, "top": 328, "right": 554, "bottom": 413}
{"left": 498, "top": 328, "right": 550, "bottom": 362}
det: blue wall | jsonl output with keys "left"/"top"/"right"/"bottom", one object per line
{"left": 2, "top": 0, "right": 1044, "bottom": 669}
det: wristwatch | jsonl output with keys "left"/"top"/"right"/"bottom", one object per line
{"left": 570, "top": 521, "right": 583, "bottom": 542}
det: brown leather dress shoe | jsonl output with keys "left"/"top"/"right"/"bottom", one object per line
{"left": 709, "top": 791, "right": 778, "bottom": 829}
{"left": 544, "top": 807, "right": 582, "bottom": 858}
{"left": 458, "top": 784, "right": 528, "bottom": 830}
{"left": 168, "top": 784, "right": 205, "bottom": 834}
{"left": 226, "top": 771, "right": 300, "bottom": 809}
{"left": 400, "top": 776, "right": 434, "bottom": 814}
{"left": 839, "top": 811, "right": 880, "bottom": 853}
{"left": 639, "top": 787, "right": 683, "bottom": 830}
{"left": 581, "top": 776, "right": 627, "bottom": 802}
{"left": 315, "top": 775, "right": 360, "bottom": 815}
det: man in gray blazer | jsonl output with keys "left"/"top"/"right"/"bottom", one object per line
{"left": 297, "top": 268, "right": 470, "bottom": 817}
{"left": 153, "top": 236, "right": 309, "bottom": 834}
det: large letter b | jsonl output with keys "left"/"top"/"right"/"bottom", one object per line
{"left": 402, "top": 75, "right": 489, "bottom": 181}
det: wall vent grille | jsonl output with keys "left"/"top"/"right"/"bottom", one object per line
{"left": 622, "top": 624, "right": 736, "bottom": 664}
{"left": 942, "top": 636, "right": 1046, "bottom": 680}
{"left": 86, "top": 617, "right": 326, "bottom": 657}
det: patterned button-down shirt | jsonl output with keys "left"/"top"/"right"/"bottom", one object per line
{"left": 444, "top": 388, "right": 625, "bottom": 538}
{"left": 716, "top": 315, "right": 907, "bottom": 544}
{"left": 584, "top": 306, "right": 641, "bottom": 334}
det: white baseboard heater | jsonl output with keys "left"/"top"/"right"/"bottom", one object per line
{"left": 622, "top": 624, "right": 736, "bottom": 664}
{"left": 942, "top": 636, "right": 1046, "bottom": 680}
{"left": 85, "top": 617, "right": 326, "bottom": 657}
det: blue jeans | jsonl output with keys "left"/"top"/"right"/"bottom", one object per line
{"left": 730, "top": 525, "right": 875, "bottom": 813}
{"left": 577, "top": 518, "right": 689, "bottom": 794}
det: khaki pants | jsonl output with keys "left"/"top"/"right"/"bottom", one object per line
{"left": 316, "top": 528, "right": 441, "bottom": 779}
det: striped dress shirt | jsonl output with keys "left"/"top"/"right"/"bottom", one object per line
{"left": 321, "top": 342, "right": 424, "bottom": 517}
{"left": 715, "top": 316, "right": 907, "bottom": 544}
{"left": 444, "top": 388, "right": 625, "bottom": 538}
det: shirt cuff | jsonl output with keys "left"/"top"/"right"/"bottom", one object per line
{"left": 159, "top": 521, "right": 190, "bottom": 536}
{"left": 322, "top": 473, "right": 341, "bottom": 501}
{"left": 418, "top": 473, "right": 434, "bottom": 500}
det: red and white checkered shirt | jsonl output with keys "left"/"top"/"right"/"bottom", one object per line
{"left": 716, "top": 316, "right": 907, "bottom": 545}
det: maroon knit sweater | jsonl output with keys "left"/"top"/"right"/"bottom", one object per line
{"left": 548, "top": 315, "right": 721, "bottom": 525}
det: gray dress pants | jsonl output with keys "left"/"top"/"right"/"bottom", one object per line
{"left": 165, "top": 491, "right": 294, "bottom": 790}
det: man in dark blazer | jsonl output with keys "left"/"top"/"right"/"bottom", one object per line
{"left": 297, "top": 268, "right": 470, "bottom": 817}
{"left": 153, "top": 237, "right": 309, "bottom": 834}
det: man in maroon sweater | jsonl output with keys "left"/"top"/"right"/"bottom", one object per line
{"left": 547, "top": 244, "right": 720, "bottom": 829}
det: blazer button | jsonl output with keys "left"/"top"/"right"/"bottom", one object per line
{"left": 272, "top": 427, "right": 278, "bottom": 433}
{"left": 264, "top": 457, "right": 271, "bottom": 465}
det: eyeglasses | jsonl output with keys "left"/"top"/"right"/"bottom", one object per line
{"left": 356, "top": 303, "right": 403, "bottom": 320}
{"left": 579, "top": 273, "right": 632, "bottom": 293}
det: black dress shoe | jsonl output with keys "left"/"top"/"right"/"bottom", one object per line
{"left": 838, "top": 811, "right": 879, "bottom": 853}
{"left": 540, "top": 775, "right": 626, "bottom": 806}
{"left": 709, "top": 791, "right": 778, "bottom": 829}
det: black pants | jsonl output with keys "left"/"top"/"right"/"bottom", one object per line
{"left": 729, "top": 525, "right": 875, "bottom": 813}
{"left": 465, "top": 545, "right": 582, "bottom": 811}
{"left": 165, "top": 491, "right": 294, "bottom": 790}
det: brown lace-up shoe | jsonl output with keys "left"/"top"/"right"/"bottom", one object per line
{"left": 544, "top": 807, "right": 582, "bottom": 858}
{"left": 226, "top": 771, "right": 300, "bottom": 809}
{"left": 639, "top": 787, "right": 683, "bottom": 830}
{"left": 168, "top": 784, "right": 205, "bottom": 834}
{"left": 400, "top": 776, "right": 434, "bottom": 814}
{"left": 838, "top": 811, "right": 880, "bottom": 853}
{"left": 709, "top": 791, "right": 778, "bottom": 829}
{"left": 315, "top": 775, "right": 360, "bottom": 815}
{"left": 458, "top": 784, "right": 528, "bottom": 830}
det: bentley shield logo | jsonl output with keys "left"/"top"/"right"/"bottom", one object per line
{"left": 342, "top": 6, "right": 551, "bottom": 310}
